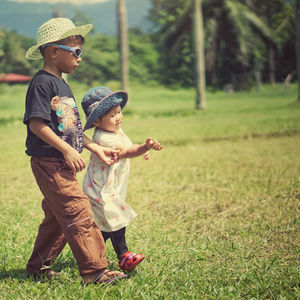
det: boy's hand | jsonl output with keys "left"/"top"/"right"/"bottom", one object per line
{"left": 63, "top": 146, "right": 86, "bottom": 173}
{"left": 145, "top": 138, "right": 163, "bottom": 151}
{"left": 94, "top": 145, "right": 120, "bottom": 165}
{"left": 83, "top": 134, "right": 119, "bottom": 165}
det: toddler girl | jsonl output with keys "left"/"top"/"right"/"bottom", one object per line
{"left": 81, "top": 87, "right": 163, "bottom": 271}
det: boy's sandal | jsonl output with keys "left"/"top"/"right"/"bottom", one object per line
{"left": 119, "top": 251, "right": 145, "bottom": 272}
{"left": 92, "top": 270, "right": 127, "bottom": 285}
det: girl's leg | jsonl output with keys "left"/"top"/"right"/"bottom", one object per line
{"left": 115, "top": 228, "right": 145, "bottom": 271}
{"left": 110, "top": 227, "right": 128, "bottom": 259}
{"left": 101, "top": 231, "right": 111, "bottom": 243}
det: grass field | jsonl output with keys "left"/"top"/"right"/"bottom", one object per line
{"left": 0, "top": 82, "right": 299, "bottom": 299}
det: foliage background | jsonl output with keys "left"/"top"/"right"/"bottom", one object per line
{"left": 0, "top": 0, "right": 297, "bottom": 90}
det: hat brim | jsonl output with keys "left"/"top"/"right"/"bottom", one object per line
{"left": 83, "top": 90, "right": 128, "bottom": 132}
{"left": 25, "top": 24, "right": 93, "bottom": 60}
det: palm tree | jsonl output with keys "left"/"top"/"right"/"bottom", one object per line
{"left": 204, "top": 0, "right": 274, "bottom": 87}
{"left": 193, "top": 0, "right": 207, "bottom": 109}
{"left": 117, "top": 0, "right": 129, "bottom": 92}
{"left": 151, "top": 0, "right": 274, "bottom": 89}
{"left": 53, "top": 9, "right": 68, "bottom": 82}
{"left": 296, "top": 0, "right": 300, "bottom": 100}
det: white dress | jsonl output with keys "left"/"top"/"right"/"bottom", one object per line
{"left": 83, "top": 128, "right": 137, "bottom": 232}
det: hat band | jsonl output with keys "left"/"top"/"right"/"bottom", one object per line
{"left": 86, "top": 93, "right": 122, "bottom": 119}
{"left": 86, "top": 101, "right": 101, "bottom": 118}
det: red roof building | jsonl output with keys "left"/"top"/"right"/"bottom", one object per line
{"left": 0, "top": 73, "right": 32, "bottom": 83}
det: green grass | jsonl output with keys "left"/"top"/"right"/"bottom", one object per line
{"left": 0, "top": 82, "right": 299, "bottom": 299}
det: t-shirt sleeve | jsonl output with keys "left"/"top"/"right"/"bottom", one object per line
{"left": 23, "top": 84, "right": 52, "bottom": 125}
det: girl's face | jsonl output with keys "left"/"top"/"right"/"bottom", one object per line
{"left": 93, "top": 105, "right": 123, "bottom": 133}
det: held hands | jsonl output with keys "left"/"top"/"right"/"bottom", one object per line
{"left": 145, "top": 138, "right": 163, "bottom": 151}
{"left": 94, "top": 145, "right": 120, "bottom": 165}
{"left": 83, "top": 135, "right": 119, "bottom": 167}
{"left": 64, "top": 145, "right": 119, "bottom": 173}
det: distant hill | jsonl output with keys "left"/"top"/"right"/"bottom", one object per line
{"left": 0, "top": 0, "right": 154, "bottom": 38}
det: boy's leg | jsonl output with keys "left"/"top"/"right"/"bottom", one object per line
{"left": 30, "top": 156, "right": 108, "bottom": 276}
{"left": 27, "top": 197, "right": 67, "bottom": 276}
{"left": 109, "top": 228, "right": 128, "bottom": 259}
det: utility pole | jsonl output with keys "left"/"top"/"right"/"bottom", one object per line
{"left": 53, "top": 8, "right": 68, "bottom": 83}
{"left": 117, "top": 0, "right": 129, "bottom": 93}
{"left": 296, "top": 0, "right": 300, "bottom": 100}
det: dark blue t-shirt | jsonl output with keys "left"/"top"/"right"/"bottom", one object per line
{"left": 23, "top": 70, "right": 84, "bottom": 157}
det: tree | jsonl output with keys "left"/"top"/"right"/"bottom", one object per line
{"left": 296, "top": 0, "right": 300, "bottom": 100}
{"left": 193, "top": 0, "right": 207, "bottom": 109}
{"left": 149, "top": 0, "right": 194, "bottom": 87}
{"left": 0, "top": 29, "right": 35, "bottom": 75}
{"left": 53, "top": 9, "right": 68, "bottom": 82}
{"left": 128, "top": 28, "right": 160, "bottom": 82}
{"left": 204, "top": 0, "right": 274, "bottom": 88}
{"left": 149, "top": 0, "right": 274, "bottom": 89}
{"left": 117, "top": 0, "right": 129, "bottom": 92}
{"left": 251, "top": 0, "right": 293, "bottom": 84}
{"left": 71, "top": 34, "right": 120, "bottom": 85}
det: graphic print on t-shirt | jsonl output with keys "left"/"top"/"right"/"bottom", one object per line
{"left": 51, "top": 96, "right": 84, "bottom": 152}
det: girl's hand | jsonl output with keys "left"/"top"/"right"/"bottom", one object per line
{"left": 143, "top": 151, "right": 150, "bottom": 160}
{"left": 145, "top": 138, "right": 163, "bottom": 151}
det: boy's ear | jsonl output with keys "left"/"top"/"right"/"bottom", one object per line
{"left": 46, "top": 46, "right": 59, "bottom": 59}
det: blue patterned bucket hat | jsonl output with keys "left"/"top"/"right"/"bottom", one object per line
{"left": 81, "top": 87, "right": 128, "bottom": 131}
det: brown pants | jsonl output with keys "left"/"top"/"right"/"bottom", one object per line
{"left": 26, "top": 156, "right": 108, "bottom": 276}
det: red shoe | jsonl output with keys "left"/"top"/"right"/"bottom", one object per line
{"left": 119, "top": 251, "right": 145, "bottom": 272}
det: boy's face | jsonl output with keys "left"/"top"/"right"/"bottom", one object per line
{"left": 54, "top": 40, "right": 83, "bottom": 75}
{"left": 93, "top": 105, "right": 123, "bottom": 133}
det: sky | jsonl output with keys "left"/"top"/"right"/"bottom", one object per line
{"left": 9, "top": 0, "right": 109, "bottom": 5}
{"left": 1, "top": 0, "right": 152, "bottom": 37}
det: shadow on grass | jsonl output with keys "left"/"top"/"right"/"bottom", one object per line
{"left": 123, "top": 108, "right": 199, "bottom": 118}
{"left": 162, "top": 129, "right": 300, "bottom": 146}
{"left": 0, "top": 252, "right": 77, "bottom": 282}
{"left": 0, "top": 268, "right": 27, "bottom": 282}
{"left": 0, "top": 252, "right": 136, "bottom": 283}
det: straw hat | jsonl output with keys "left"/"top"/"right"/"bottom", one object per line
{"left": 25, "top": 18, "right": 93, "bottom": 60}
{"left": 81, "top": 87, "right": 128, "bottom": 131}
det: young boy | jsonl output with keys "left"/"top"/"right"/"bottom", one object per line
{"left": 23, "top": 17, "right": 126, "bottom": 285}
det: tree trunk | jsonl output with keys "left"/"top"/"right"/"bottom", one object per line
{"left": 268, "top": 43, "right": 276, "bottom": 85}
{"left": 117, "top": 0, "right": 129, "bottom": 93}
{"left": 265, "top": 5, "right": 276, "bottom": 85}
{"left": 296, "top": 0, "right": 300, "bottom": 100}
{"left": 193, "top": 0, "right": 207, "bottom": 110}
{"left": 205, "top": 35, "right": 217, "bottom": 86}
{"left": 53, "top": 9, "right": 68, "bottom": 82}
